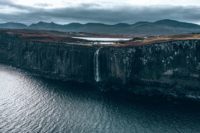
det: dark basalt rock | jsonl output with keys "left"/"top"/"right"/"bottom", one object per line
{"left": 0, "top": 30, "right": 200, "bottom": 100}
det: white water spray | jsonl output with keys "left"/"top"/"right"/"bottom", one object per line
{"left": 94, "top": 47, "right": 102, "bottom": 82}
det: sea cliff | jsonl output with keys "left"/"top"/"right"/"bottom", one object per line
{"left": 0, "top": 30, "right": 200, "bottom": 99}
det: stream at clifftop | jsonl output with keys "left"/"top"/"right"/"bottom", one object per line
{"left": 1, "top": 64, "right": 200, "bottom": 133}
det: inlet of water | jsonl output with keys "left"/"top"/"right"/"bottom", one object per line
{"left": 73, "top": 37, "right": 131, "bottom": 41}
{"left": 1, "top": 64, "right": 200, "bottom": 133}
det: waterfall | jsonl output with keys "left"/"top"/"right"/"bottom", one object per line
{"left": 94, "top": 47, "right": 102, "bottom": 82}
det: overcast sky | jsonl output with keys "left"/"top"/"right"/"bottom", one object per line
{"left": 0, "top": 0, "right": 200, "bottom": 24}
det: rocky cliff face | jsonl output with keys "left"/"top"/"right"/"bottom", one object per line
{"left": 99, "top": 41, "right": 200, "bottom": 98}
{"left": 0, "top": 31, "right": 200, "bottom": 99}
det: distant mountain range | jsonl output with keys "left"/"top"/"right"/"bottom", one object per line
{"left": 1, "top": 19, "right": 200, "bottom": 36}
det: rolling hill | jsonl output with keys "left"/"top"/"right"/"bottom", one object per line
{"left": 1, "top": 19, "right": 200, "bottom": 35}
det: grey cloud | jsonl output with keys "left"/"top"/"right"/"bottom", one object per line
{"left": 0, "top": 0, "right": 24, "bottom": 8}
{"left": 0, "top": 0, "right": 43, "bottom": 11}
{"left": 0, "top": 2, "right": 200, "bottom": 24}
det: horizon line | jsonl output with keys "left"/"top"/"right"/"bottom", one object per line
{"left": 0, "top": 19, "right": 199, "bottom": 26}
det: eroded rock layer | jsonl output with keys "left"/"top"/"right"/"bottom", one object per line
{"left": 0, "top": 30, "right": 200, "bottom": 99}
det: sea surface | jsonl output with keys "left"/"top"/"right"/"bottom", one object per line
{"left": 0, "top": 64, "right": 200, "bottom": 133}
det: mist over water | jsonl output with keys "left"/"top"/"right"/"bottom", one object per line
{"left": 0, "top": 64, "right": 200, "bottom": 133}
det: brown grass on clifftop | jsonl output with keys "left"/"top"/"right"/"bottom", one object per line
{"left": 1, "top": 29, "right": 200, "bottom": 47}
{"left": 123, "top": 33, "right": 200, "bottom": 47}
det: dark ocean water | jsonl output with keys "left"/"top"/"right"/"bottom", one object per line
{"left": 0, "top": 64, "right": 200, "bottom": 133}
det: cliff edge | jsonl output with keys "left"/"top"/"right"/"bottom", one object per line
{"left": 0, "top": 29, "right": 200, "bottom": 99}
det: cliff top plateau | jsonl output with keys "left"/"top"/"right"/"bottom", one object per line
{"left": 1, "top": 29, "right": 200, "bottom": 47}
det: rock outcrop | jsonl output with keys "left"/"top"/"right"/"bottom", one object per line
{"left": 0, "top": 30, "right": 200, "bottom": 99}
